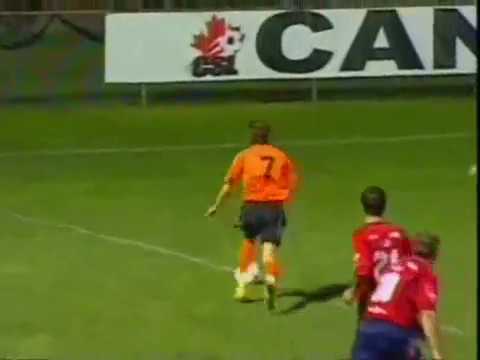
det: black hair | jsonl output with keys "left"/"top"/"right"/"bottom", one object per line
{"left": 361, "top": 186, "right": 387, "bottom": 216}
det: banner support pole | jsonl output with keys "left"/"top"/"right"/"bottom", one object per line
{"left": 311, "top": 78, "right": 318, "bottom": 102}
{"left": 140, "top": 83, "right": 148, "bottom": 107}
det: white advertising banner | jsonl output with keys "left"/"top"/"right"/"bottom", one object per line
{"left": 105, "top": 7, "right": 477, "bottom": 83}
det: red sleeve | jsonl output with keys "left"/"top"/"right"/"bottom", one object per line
{"left": 224, "top": 152, "right": 245, "bottom": 185}
{"left": 354, "top": 232, "right": 373, "bottom": 278}
{"left": 415, "top": 274, "right": 439, "bottom": 312}
{"left": 403, "top": 238, "right": 413, "bottom": 257}
{"left": 401, "top": 229, "right": 413, "bottom": 257}
{"left": 354, "top": 232, "right": 375, "bottom": 303}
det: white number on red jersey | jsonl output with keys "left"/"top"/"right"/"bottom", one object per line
{"left": 373, "top": 248, "right": 400, "bottom": 281}
{"left": 370, "top": 272, "right": 401, "bottom": 303}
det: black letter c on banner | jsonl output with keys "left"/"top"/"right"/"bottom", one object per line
{"left": 256, "top": 11, "right": 334, "bottom": 74}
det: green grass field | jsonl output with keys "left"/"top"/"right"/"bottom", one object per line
{"left": 0, "top": 99, "right": 476, "bottom": 359}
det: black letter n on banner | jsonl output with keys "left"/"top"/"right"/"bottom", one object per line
{"left": 341, "top": 10, "right": 424, "bottom": 71}
{"left": 434, "top": 9, "right": 477, "bottom": 69}
{"left": 256, "top": 12, "right": 334, "bottom": 73}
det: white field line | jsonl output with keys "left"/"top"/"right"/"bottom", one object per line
{"left": 0, "top": 132, "right": 472, "bottom": 159}
{"left": 5, "top": 210, "right": 234, "bottom": 273}
{"left": 441, "top": 325, "right": 465, "bottom": 336}
{"left": 5, "top": 210, "right": 466, "bottom": 337}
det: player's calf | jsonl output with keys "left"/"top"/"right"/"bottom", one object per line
{"left": 233, "top": 240, "right": 261, "bottom": 301}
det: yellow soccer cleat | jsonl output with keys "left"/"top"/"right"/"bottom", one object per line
{"left": 233, "top": 285, "right": 247, "bottom": 301}
{"left": 234, "top": 284, "right": 265, "bottom": 302}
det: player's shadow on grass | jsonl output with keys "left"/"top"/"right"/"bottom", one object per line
{"left": 277, "top": 283, "right": 350, "bottom": 315}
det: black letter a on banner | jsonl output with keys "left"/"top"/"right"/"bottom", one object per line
{"left": 341, "top": 10, "right": 424, "bottom": 71}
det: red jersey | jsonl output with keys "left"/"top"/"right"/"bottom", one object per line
{"left": 353, "top": 221, "right": 412, "bottom": 282}
{"left": 366, "top": 256, "right": 440, "bottom": 330}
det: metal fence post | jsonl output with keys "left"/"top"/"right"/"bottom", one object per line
{"left": 303, "top": 9, "right": 319, "bottom": 102}
{"left": 141, "top": 83, "right": 148, "bottom": 107}
{"left": 311, "top": 79, "right": 318, "bottom": 102}
{"left": 164, "top": 0, "right": 173, "bottom": 10}
{"left": 281, "top": 0, "right": 292, "bottom": 9}
{"left": 107, "top": 0, "right": 115, "bottom": 11}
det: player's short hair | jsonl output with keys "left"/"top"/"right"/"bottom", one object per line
{"left": 412, "top": 232, "right": 441, "bottom": 261}
{"left": 361, "top": 186, "right": 386, "bottom": 216}
{"left": 249, "top": 120, "right": 270, "bottom": 144}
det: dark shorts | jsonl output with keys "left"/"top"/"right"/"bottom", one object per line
{"left": 353, "top": 320, "right": 423, "bottom": 360}
{"left": 239, "top": 202, "right": 287, "bottom": 246}
{"left": 350, "top": 300, "right": 369, "bottom": 355}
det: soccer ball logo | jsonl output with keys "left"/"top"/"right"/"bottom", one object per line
{"left": 191, "top": 15, "right": 245, "bottom": 77}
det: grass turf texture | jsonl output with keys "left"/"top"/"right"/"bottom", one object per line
{"left": 0, "top": 99, "right": 476, "bottom": 359}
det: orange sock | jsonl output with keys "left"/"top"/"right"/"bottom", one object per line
{"left": 239, "top": 240, "right": 257, "bottom": 273}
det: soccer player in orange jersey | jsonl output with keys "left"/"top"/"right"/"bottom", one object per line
{"left": 205, "top": 120, "right": 298, "bottom": 310}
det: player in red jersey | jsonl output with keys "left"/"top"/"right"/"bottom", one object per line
{"left": 344, "top": 186, "right": 412, "bottom": 319}
{"left": 354, "top": 233, "right": 443, "bottom": 360}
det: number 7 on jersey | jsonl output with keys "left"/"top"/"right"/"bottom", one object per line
{"left": 261, "top": 156, "right": 275, "bottom": 178}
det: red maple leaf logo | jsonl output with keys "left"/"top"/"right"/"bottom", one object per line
{"left": 191, "top": 15, "right": 245, "bottom": 58}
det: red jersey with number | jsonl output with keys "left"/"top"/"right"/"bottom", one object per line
{"left": 225, "top": 144, "right": 297, "bottom": 202}
{"left": 353, "top": 221, "right": 412, "bottom": 282}
{"left": 366, "top": 256, "right": 439, "bottom": 330}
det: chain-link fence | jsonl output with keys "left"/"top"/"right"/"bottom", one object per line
{"left": 0, "top": 0, "right": 476, "bottom": 105}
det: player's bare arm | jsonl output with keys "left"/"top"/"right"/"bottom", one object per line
{"left": 205, "top": 151, "right": 244, "bottom": 217}
{"left": 349, "top": 276, "right": 374, "bottom": 306}
{"left": 343, "top": 255, "right": 372, "bottom": 306}
{"left": 342, "top": 254, "right": 360, "bottom": 305}
{"left": 205, "top": 182, "right": 233, "bottom": 217}
{"left": 419, "top": 310, "right": 444, "bottom": 360}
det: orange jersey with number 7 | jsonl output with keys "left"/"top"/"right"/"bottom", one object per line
{"left": 225, "top": 144, "right": 298, "bottom": 202}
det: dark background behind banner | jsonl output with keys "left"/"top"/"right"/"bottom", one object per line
{"left": 0, "top": 0, "right": 476, "bottom": 105}
{"left": 0, "top": 0, "right": 475, "bottom": 11}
